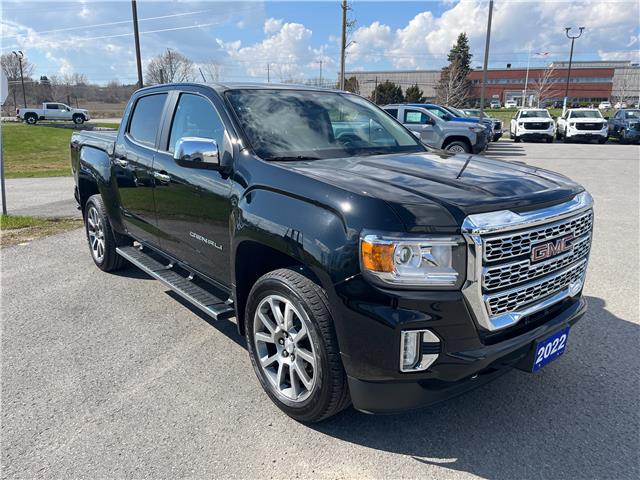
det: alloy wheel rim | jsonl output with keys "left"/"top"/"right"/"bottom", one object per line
{"left": 253, "top": 294, "right": 318, "bottom": 402}
{"left": 448, "top": 145, "right": 465, "bottom": 153}
{"left": 87, "top": 206, "right": 105, "bottom": 263}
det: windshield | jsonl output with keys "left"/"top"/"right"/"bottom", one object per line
{"left": 446, "top": 107, "right": 466, "bottom": 117}
{"left": 624, "top": 110, "right": 640, "bottom": 119}
{"left": 464, "top": 109, "right": 481, "bottom": 117}
{"left": 226, "top": 89, "right": 424, "bottom": 161}
{"left": 570, "top": 110, "right": 603, "bottom": 119}
{"left": 520, "top": 110, "right": 550, "bottom": 118}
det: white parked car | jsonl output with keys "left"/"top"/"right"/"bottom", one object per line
{"left": 614, "top": 102, "right": 627, "bottom": 109}
{"left": 598, "top": 101, "right": 612, "bottom": 110}
{"left": 510, "top": 108, "right": 555, "bottom": 143}
{"left": 556, "top": 108, "right": 608, "bottom": 143}
{"left": 504, "top": 100, "right": 518, "bottom": 108}
{"left": 17, "top": 102, "right": 90, "bottom": 125}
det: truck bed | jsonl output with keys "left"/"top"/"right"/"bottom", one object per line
{"left": 72, "top": 130, "right": 118, "bottom": 153}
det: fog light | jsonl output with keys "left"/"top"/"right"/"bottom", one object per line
{"left": 400, "top": 329, "right": 440, "bottom": 372}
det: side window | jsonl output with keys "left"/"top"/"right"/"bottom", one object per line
{"left": 384, "top": 108, "right": 398, "bottom": 119}
{"left": 427, "top": 107, "right": 447, "bottom": 119}
{"left": 128, "top": 93, "right": 167, "bottom": 148}
{"left": 404, "top": 109, "right": 429, "bottom": 124}
{"left": 46, "top": 104, "right": 59, "bottom": 110}
{"left": 168, "top": 93, "right": 225, "bottom": 153}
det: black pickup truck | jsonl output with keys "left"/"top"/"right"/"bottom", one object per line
{"left": 71, "top": 83, "right": 593, "bottom": 422}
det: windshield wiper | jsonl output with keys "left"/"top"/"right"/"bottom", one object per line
{"left": 267, "top": 155, "right": 322, "bottom": 161}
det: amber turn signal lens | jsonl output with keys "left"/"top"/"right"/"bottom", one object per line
{"left": 361, "top": 240, "right": 394, "bottom": 272}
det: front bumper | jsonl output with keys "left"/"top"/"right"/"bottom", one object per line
{"left": 472, "top": 133, "right": 490, "bottom": 153}
{"left": 343, "top": 293, "right": 586, "bottom": 414}
{"left": 567, "top": 128, "right": 607, "bottom": 139}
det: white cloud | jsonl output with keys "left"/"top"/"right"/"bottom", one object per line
{"left": 348, "top": 0, "right": 640, "bottom": 69}
{"left": 220, "top": 20, "right": 332, "bottom": 81}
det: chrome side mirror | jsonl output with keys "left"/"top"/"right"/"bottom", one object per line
{"left": 173, "top": 137, "right": 219, "bottom": 169}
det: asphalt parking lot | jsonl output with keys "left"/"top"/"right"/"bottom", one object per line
{"left": 2, "top": 141, "right": 639, "bottom": 479}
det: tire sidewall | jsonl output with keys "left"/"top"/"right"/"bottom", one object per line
{"left": 26, "top": 115, "right": 36, "bottom": 124}
{"left": 445, "top": 141, "right": 469, "bottom": 154}
{"left": 245, "top": 275, "right": 333, "bottom": 419}
{"left": 84, "top": 199, "right": 106, "bottom": 268}
{"left": 73, "top": 114, "right": 84, "bottom": 124}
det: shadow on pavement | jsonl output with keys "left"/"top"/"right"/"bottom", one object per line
{"left": 312, "top": 296, "right": 639, "bottom": 479}
{"left": 485, "top": 142, "right": 527, "bottom": 158}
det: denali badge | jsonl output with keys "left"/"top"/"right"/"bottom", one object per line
{"left": 190, "top": 231, "right": 223, "bottom": 251}
{"left": 530, "top": 235, "right": 573, "bottom": 262}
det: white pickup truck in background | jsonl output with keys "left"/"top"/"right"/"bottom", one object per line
{"left": 17, "top": 102, "right": 90, "bottom": 125}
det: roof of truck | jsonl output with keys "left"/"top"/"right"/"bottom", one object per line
{"left": 136, "top": 82, "right": 343, "bottom": 94}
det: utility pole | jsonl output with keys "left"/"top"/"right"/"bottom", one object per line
{"left": 131, "top": 0, "right": 144, "bottom": 89}
{"left": 563, "top": 26, "right": 585, "bottom": 111}
{"left": 319, "top": 60, "right": 323, "bottom": 86}
{"left": 478, "top": 0, "right": 493, "bottom": 119}
{"left": 12, "top": 51, "right": 27, "bottom": 108}
{"left": 374, "top": 76, "right": 378, "bottom": 104}
{"left": 267, "top": 64, "right": 270, "bottom": 83}
{"left": 339, "top": 0, "right": 347, "bottom": 90}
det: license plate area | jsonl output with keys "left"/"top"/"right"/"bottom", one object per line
{"left": 532, "top": 326, "right": 570, "bottom": 371}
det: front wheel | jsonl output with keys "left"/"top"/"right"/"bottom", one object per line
{"left": 73, "top": 114, "right": 85, "bottom": 125}
{"left": 245, "top": 268, "right": 350, "bottom": 422}
{"left": 444, "top": 141, "right": 470, "bottom": 154}
{"left": 598, "top": 137, "right": 607, "bottom": 144}
{"left": 546, "top": 136, "right": 554, "bottom": 143}
{"left": 84, "top": 194, "right": 128, "bottom": 272}
{"left": 514, "top": 136, "right": 521, "bottom": 143}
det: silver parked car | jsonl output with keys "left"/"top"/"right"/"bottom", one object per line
{"left": 383, "top": 105, "right": 488, "bottom": 154}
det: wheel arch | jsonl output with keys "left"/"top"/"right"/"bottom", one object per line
{"left": 442, "top": 135, "right": 472, "bottom": 151}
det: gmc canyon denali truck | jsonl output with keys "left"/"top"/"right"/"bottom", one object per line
{"left": 71, "top": 83, "right": 593, "bottom": 422}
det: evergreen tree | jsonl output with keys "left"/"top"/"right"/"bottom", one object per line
{"left": 404, "top": 84, "right": 425, "bottom": 103}
{"left": 436, "top": 33, "right": 473, "bottom": 106}
{"left": 370, "top": 80, "right": 404, "bottom": 105}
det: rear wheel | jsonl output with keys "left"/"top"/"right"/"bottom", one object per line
{"left": 25, "top": 114, "right": 37, "bottom": 125}
{"left": 245, "top": 268, "right": 350, "bottom": 422}
{"left": 84, "top": 194, "right": 129, "bottom": 272}
{"left": 444, "top": 141, "right": 470, "bottom": 154}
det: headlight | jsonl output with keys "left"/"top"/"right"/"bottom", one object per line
{"left": 569, "top": 123, "right": 576, "bottom": 128}
{"left": 360, "top": 234, "right": 465, "bottom": 288}
{"left": 468, "top": 125, "right": 485, "bottom": 133}
{"left": 518, "top": 122, "right": 524, "bottom": 127}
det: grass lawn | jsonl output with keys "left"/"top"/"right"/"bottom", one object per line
{"left": 92, "top": 122, "right": 120, "bottom": 129}
{"left": 1, "top": 123, "right": 73, "bottom": 178}
{"left": 0, "top": 214, "right": 83, "bottom": 247}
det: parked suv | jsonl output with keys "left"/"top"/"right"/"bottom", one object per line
{"left": 462, "top": 108, "right": 503, "bottom": 142}
{"left": 607, "top": 109, "right": 640, "bottom": 144}
{"left": 556, "top": 108, "right": 608, "bottom": 143}
{"left": 70, "top": 83, "right": 593, "bottom": 422}
{"left": 510, "top": 108, "right": 555, "bottom": 143}
{"left": 384, "top": 105, "right": 488, "bottom": 153}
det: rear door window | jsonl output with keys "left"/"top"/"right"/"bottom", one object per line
{"left": 384, "top": 108, "right": 398, "bottom": 119}
{"left": 128, "top": 93, "right": 168, "bottom": 148}
{"left": 46, "top": 104, "right": 59, "bottom": 110}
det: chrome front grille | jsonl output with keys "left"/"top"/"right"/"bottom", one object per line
{"left": 462, "top": 192, "right": 594, "bottom": 332}
{"left": 483, "top": 234, "right": 591, "bottom": 291}
{"left": 484, "top": 211, "right": 593, "bottom": 262}
{"left": 486, "top": 260, "right": 588, "bottom": 316}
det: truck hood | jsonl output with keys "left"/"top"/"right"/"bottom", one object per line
{"left": 282, "top": 151, "right": 583, "bottom": 231}
{"left": 570, "top": 117, "right": 606, "bottom": 124}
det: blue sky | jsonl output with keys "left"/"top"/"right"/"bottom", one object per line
{"left": 2, "top": 0, "right": 639, "bottom": 85}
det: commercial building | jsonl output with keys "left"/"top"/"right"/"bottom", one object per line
{"left": 345, "top": 61, "right": 639, "bottom": 106}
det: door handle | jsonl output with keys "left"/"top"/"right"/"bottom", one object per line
{"left": 114, "top": 156, "right": 128, "bottom": 168}
{"left": 153, "top": 171, "right": 171, "bottom": 184}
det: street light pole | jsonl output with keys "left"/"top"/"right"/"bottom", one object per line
{"left": 12, "top": 51, "right": 27, "bottom": 108}
{"left": 564, "top": 26, "right": 584, "bottom": 110}
{"left": 478, "top": 0, "right": 494, "bottom": 119}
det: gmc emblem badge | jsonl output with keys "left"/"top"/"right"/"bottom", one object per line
{"left": 530, "top": 234, "right": 574, "bottom": 262}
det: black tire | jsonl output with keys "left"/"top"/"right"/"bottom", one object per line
{"left": 245, "top": 268, "right": 350, "bottom": 422}
{"left": 492, "top": 134, "right": 501, "bottom": 142}
{"left": 619, "top": 129, "right": 628, "bottom": 144}
{"left": 444, "top": 140, "right": 471, "bottom": 154}
{"left": 546, "top": 136, "right": 554, "bottom": 143}
{"left": 563, "top": 133, "right": 571, "bottom": 143}
{"left": 25, "top": 114, "right": 37, "bottom": 125}
{"left": 73, "top": 114, "right": 85, "bottom": 125}
{"left": 514, "top": 136, "right": 521, "bottom": 143}
{"left": 598, "top": 137, "right": 607, "bottom": 144}
{"left": 84, "top": 194, "right": 129, "bottom": 272}
{"left": 556, "top": 130, "right": 562, "bottom": 140}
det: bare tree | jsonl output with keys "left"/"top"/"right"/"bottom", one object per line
{"left": 531, "top": 64, "right": 556, "bottom": 107}
{"left": 145, "top": 50, "right": 195, "bottom": 85}
{"left": 1, "top": 52, "right": 35, "bottom": 112}
{"left": 436, "top": 61, "right": 471, "bottom": 106}
{"left": 613, "top": 68, "right": 639, "bottom": 105}
{"left": 200, "top": 61, "right": 224, "bottom": 82}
